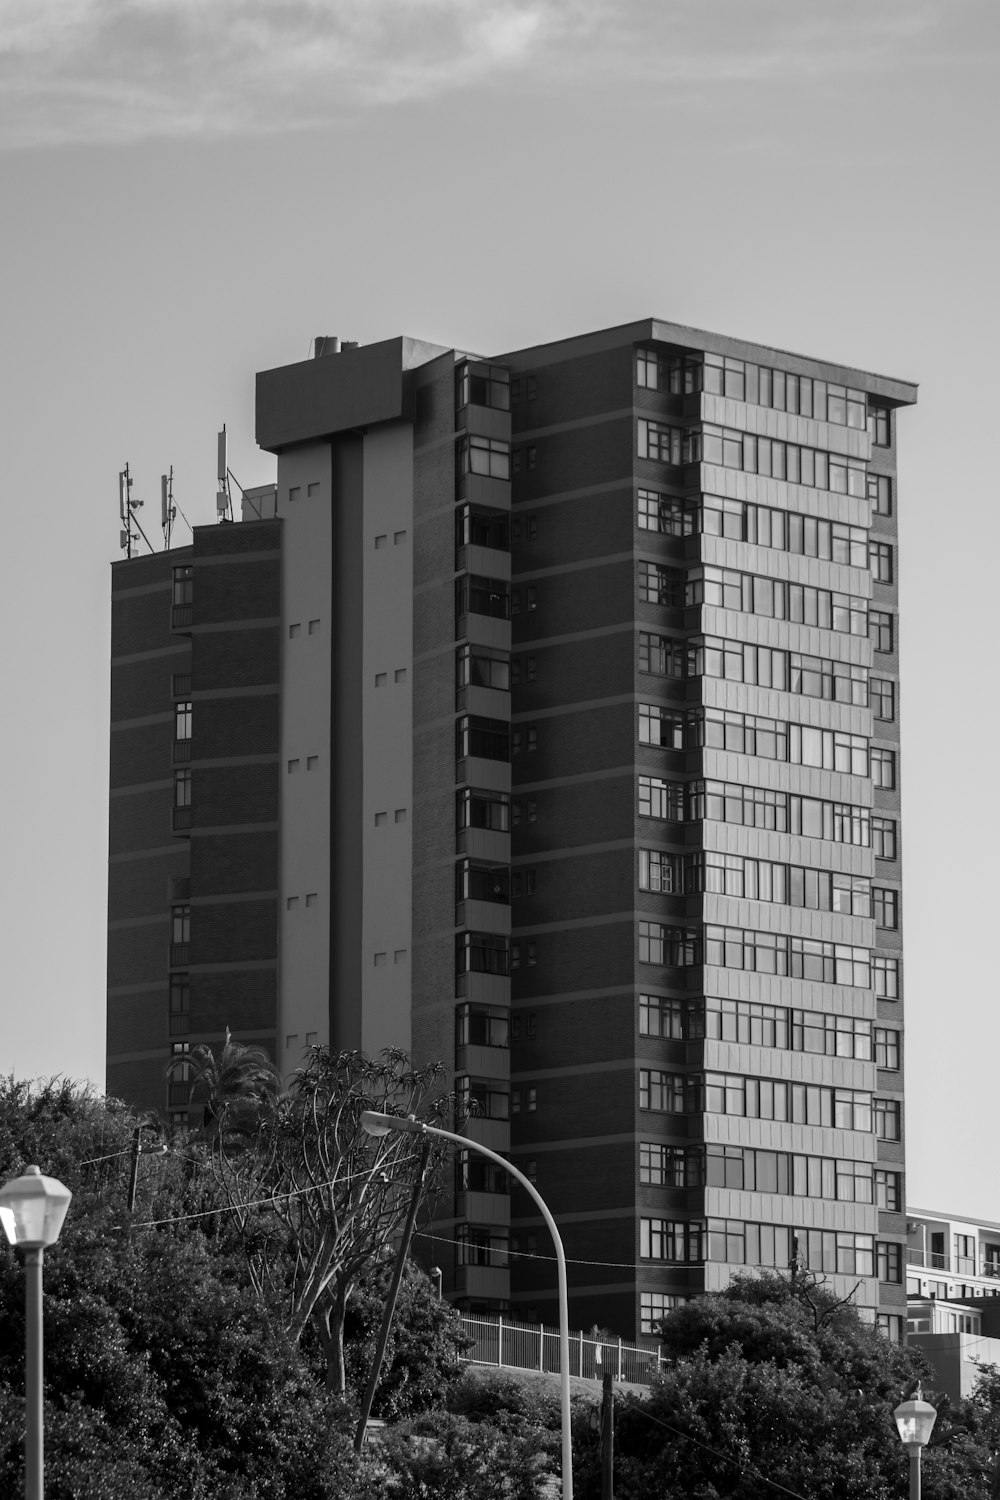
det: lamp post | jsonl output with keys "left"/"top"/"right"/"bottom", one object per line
{"left": 429, "top": 1264, "right": 443, "bottom": 1300}
{"left": 361, "top": 1110, "right": 573, "bottom": 1500}
{"left": 0, "top": 1165, "right": 72, "bottom": 1500}
{"left": 894, "top": 1384, "right": 937, "bottom": 1500}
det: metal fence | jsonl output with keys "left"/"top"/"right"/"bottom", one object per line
{"left": 457, "top": 1313, "right": 665, "bottom": 1386}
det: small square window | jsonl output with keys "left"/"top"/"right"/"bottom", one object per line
{"left": 307, "top": 482, "right": 320, "bottom": 497}
{"left": 286, "top": 896, "right": 299, "bottom": 910}
{"left": 374, "top": 952, "right": 387, "bottom": 967}
{"left": 395, "top": 668, "right": 407, "bottom": 683}
{"left": 307, "top": 755, "right": 318, "bottom": 770}
{"left": 289, "top": 623, "right": 302, "bottom": 638}
{"left": 287, "top": 758, "right": 300, "bottom": 773}
{"left": 305, "top": 893, "right": 318, "bottom": 908}
{"left": 375, "top": 534, "right": 387, "bottom": 549}
{"left": 394, "top": 808, "right": 407, "bottom": 823}
{"left": 394, "top": 949, "right": 407, "bottom": 963}
{"left": 374, "top": 811, "right": 387, "bottom": 826}
{"left": 289, "top": 486, "right": 301, "bottom": 503}
{"left": 308, "top": 619, "right": 320, "bottom": 634}
{"left": 394, "top": 530, "right": 407, "bottom": 545}
{"left": 375, "top": 672, "right": 387, "bottom": 687}
{"left": 286, "top": 1034, "right": 299, "bottom": 1049}
{"left": 306, "top": 1030, "right": 318, "bottom": 1043}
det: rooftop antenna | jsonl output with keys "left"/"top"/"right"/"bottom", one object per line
{"left": 217, "top": 426, "right": 233, "bottom": 523}
{"left": 118, "top": 464, "right": 153, "bottom": 557}
{"left": 161, "top": 467, "right": 176, "bottom": 549}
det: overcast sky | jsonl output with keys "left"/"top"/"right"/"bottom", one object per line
{"left": 1, "top": 0, "right": 998, "bottom": 1220}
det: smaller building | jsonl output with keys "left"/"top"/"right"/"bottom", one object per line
{"left": 906, "top": 1207, "right": 1000, "bottom": 1402}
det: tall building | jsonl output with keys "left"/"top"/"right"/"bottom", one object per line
{"left": 107, "top": 319, "right": 914, "bottom": 1340}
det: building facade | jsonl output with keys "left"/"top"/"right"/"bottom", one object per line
{"left": 107, "top": 319, "right": 915, "bottom": 1340}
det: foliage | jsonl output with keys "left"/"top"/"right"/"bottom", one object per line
{"left": 572, "top": 1271, "right": 940, "bottom": 1500}
{"left": 343, "top": 1260, "right": 473, "bottom": 1420}
{"left": 209, "top": 1046, "right": 450, "bottom": 1393}
{"left": 181, "top": 1027, "right": 279, "bottom": 1143}
{"left": 380, "top": 1411, "right": 555, "bottom": 1500}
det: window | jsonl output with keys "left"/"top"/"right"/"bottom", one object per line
{"left": 869, "top": 541, "right": 893, "bottom": 583}
{"left": 457, "top": 575, "right": 510, "bottom": 622}
{"left": 456, "top": 504, "right": 510, "bottom": 553}
{"left": 174, "top": 701, "right": 192, "bottom": 741}
{"left": 639, "top": 775, "right": 683, "bottom": 821}
{"left": 510, "top": 869, "right": 537, "bottom": 898}
{"left": 640, "top": 1292, "right": 681, "bottom": 1335}
{"left": 171, "top": 903, "right": 190, "bottom": 945}
{"left": 639, "top": 922, "right": 701, "bottom": 967}
{"left": 457, "top": 787, "right": 510, "bottom": 833}
{"left": 638, "top": 418, "right": 683, "bottom": 466}
{"left": 638, "top": 703, "right": 686, "bottom": 748}
{"left": 870, "top": 677, "right": 895, "bottom": 721}
{"left": 875, "top": 1028, "right": 900, "bottom": 1070}
{"left": 873, "top": 955, "right": 899, "bottom": 999}
{"left": 457, "top": 644, "right": 510, "bottom": 693}
{"left": 457, "top": 1076, "right": 509, "bottom": 1121}
{"left": 640, "top": 1070, "right": 695, "bottom": 1113}
{"left": 510, "top": 941, "right": 536, "bottom": 969}
{"left": 456, "top": 1225, "right": 509, "bottom": 1267}
{"left": 639, "top": 849, "right": 676, "bottom": 894}
{"left": 641, "top": 1219, "right": 703, "bottom": 1262}
{"left": 639, "top": 995, "right": 694, "bottom": 1039}
{"left": 875, "top": 1170, "right": 902, "bottom": 1211}
{"left": 172, "top": 564, "right": 193, "bottom": 605}
{"left": 877, "top": 1242, "right": 903, "bottom": 1283}
{"left": 459, "top": 435, "right": 510, "bottom": 480}
{"left": 636, "top": 348, "right": 682, "bottom": 392}
{"left": 870, "top": 748, "right": 896, "bottom": 790}
{"left": 638, "top": 561, "right": 682, "bottom": 607}
{"left": 869, "top": 404, "right": 891, "bottom": 446}
{"left": 455, "top": 1152, "right": 507, "bottom": 1195}
{"left": 638, "top": 489, "right": 688, "bottom": 536}
{"left": 456, "top": 932, "right": 510, "bottom": 977}
{"left": 639, "top": 632, "right": 684, "bottom": 677}
{"left": 456, "top": 860, "right": 510, "bottom": 904}
{"left": 870, "top": 610, "right": 894, "bottom": 654}
{"left": 875, "top": 1097, "right": 901, "bottom": 1141}
{"left": 868, "top": 473, "right": 892, "bottom": 516}
{"left": 873, "top": 887, "right": 899, "bottom": 929}
{"left": 456, "top": 716, "right": 509, "bottom": 762}
{"left": 872, "top": 817, "right": 897, "bottom": 861}
{"left": 173, "top": 769, "right": 191, "bottom": 808}
{"left": 512, "top": 727, "right": 537, "bottom": 755}
{"left": 456, "top": 361, "right": 510, "bottom": 412}
{"left": 691, "top": 424, "right": 867, "bottom": 496}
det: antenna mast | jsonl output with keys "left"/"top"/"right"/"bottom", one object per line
{"left": 217, "top": 426, "right": 233, "bottom": 523}
{"left": 161, "top": 468, "right": 176, "bottom": 549}
{"left": 118, "top": 464, "right": 151, "bottom": 557}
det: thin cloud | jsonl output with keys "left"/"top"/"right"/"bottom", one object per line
{"left": 0, "top": 0, "right": 972, "bottom": 150}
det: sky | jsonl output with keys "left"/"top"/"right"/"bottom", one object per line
{"left": 1, "top": 0, "right": 998, "bottom": 1218}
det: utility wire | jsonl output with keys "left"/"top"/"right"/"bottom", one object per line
{"left": 631, "top": 1403, "right": 811, "bottom": 1500}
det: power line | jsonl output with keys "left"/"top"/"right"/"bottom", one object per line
{"left": 632, "top": 1403, "right": 811, "bottom": 1500}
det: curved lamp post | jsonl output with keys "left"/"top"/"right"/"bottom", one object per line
{"left": 361, "top": 1110, "right": 573, "bottom": 1500}
{"left": 0, "top": 1166, "right": 72, "bottom": 1500}
{"left": 894, "top": 1384, "right": 937, "bottom": 1500}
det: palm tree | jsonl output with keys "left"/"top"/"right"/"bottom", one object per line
{"left": 180, "top": 1029, "right": 279, "bottom": 1144}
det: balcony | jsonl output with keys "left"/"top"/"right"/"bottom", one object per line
{"left": 167, "top": 1082, "right": 190, "bottom": 1108}
{"left": 169, "top": 943, "right": 190, "bottom": 967}
{"left": 169, "top": 1013, "right": 190, "bottom": 1037}
{"left": 172, "top": 806, "right": 192, "bottom": 834}
{"left": 171, "top": 603, "right": 193, "bottom": 630}
{"left": 172, "top": 739, "right": 192, "bottom": 764}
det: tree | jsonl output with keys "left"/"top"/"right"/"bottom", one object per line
{"left": 343, "top": 1260, "right": 472, "bottom": 1420}
{"left": 210, "top": 1046, "right": 450, "bottom": 1394}
{"left": 572, "top": 1271, "right": 941, "bottom": 1500}
{"left": 180, "top": 1028, "right": 279, "bottom": 1143}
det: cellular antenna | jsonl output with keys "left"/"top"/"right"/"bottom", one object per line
{"left": 118, "top": 464, "right": 152, "bottom": 557}
{"left": 161, "top": 467, "right": 176, "bottom": 549}
{"left": 217, "top": 425, "right": 233, "bottom": 523}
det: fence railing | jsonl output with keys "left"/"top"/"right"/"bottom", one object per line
{"left": 457, "top": 1313, "right": 665, "bottom": 1386}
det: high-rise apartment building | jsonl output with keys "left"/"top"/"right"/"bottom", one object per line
{"left": 107, "top": 319, "right": 914, "bottom": 1340}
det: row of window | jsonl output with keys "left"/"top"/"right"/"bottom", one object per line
{"left": 640, "top": 774, "right": 896, "bottom": 854}
{"left": 691, "top": 424, "right": 870, "bottom": 496}
{"left": 688, "top": 565, "right": 869, "bottom": 636}
{"left": 639, "top": 479, "right": 892, "bottom": 554}
{"left": 640, "top": 702, "right": 896, "bottom": 768}
{"left": 639, "top": 919, "right": 897, "bottom": 991}
{"left": 699, "top": 996, "right": 899, "bottom": 1065}
{"left": 641, "top": 1069, "right": 886, "bottom": 1133}
{"left": 636, "top": 349, "right": 891, "bottom": 442}
{"left": 640, "top": 1217, "right": 902, "bottom": 1280}
{"left": 641, "top": 633, "right": 873, "bottom": 708}
{"left": 642, "top": 848, "right": 899, "bottom": 927}
{"left": 641, "top": 1141, "right": 901, "bottom": 1208}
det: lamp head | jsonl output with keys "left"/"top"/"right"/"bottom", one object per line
{"left": 360, "top": 1110, "right": 424, "bottom": 1138}
{"left": 0, "top": 1166, "right": 73, "bottom": 1250}
{"left": 894, "top": 1387, "right": 937, "bottom": 1451}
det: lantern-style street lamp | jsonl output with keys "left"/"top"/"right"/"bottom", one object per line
{"left": 0, "top": 1166, "right": 73, "bottom": 1500}
{"left": 894, "top": 1384, "right": 937, "bottom": 1500}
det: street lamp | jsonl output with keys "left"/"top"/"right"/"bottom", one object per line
{"left": 894, "top": 1384, "right": 937, "bottom": 1500}
{"left": 0, "top": 1165, "right": 72, "bottom": 1500}
{"left": 361, "top": 1110, "right": 573, "bottom": 1500}
{"left": 429, "top": 1264, "right": 443, "bottom": 1300}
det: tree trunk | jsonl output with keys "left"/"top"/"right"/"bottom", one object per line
{"left": 315, "top": 1283, "right": 349, "bottom": 1394}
